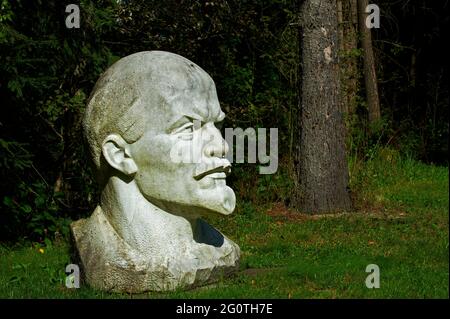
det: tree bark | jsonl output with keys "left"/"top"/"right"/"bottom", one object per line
{"left": 358, "top": 0, "right": 380, "bottom": 122}
{"left": 293, "top": 0, "right": 352, "bottom": 214}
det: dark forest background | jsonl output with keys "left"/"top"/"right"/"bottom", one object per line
{"left": 0, "top": 0, "right": 448, "bottom": 243}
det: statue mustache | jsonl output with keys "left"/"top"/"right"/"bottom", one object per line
{"left": 193, "top": 160, "right": 231, "bottom": 181}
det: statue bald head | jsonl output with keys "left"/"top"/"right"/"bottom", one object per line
{"left": 83, "top": 51, "right": 219, "bottom": 183}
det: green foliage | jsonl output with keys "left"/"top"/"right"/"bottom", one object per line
{"left": 2, "top": 180, "right": 71, "bottom": 241}
{"left": 375, "top": 0, "right": 449, "bottom": 164}
{"left": 0, "top": 139, "right": 33, "bottom": 171}
{"left": 0, "top": 0, "right": 447, "bottom": 246}
{"left": 0, "top": 0, "right": 115, "bottom": 242}
{"left": 0, "top": 0, "right": 11, "bottom": 18}
{"left": 1, "top": 0, "right": 299, "bottom": 242}
{"left": 222, "top": 64, "right": 254, "bottom": 106}
{"left": 350, "top": 147, "right": 448, "bottom": 211}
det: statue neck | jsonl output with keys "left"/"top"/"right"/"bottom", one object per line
{"left": 99, "top": 175, "right": 196, "bottom": 256}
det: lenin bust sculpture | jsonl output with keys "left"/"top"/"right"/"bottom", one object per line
{"left": 70, "top": 51, "right": 240, "bottom": 292}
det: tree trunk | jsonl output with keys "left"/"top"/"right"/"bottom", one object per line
{"left": 293, "top": 0, "right": 352, "bottom": 214}
{"left": 338, "top": 0, "right": 359, "bottom": 115}
{"left": 358, "top": 0, "right": 380, "bottom": 122}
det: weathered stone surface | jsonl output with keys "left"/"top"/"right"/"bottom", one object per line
{"left": 71, "top": 51, "right": 240, "bottom": 292}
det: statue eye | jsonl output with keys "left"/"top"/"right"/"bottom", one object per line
{"left": 171, "top": 118, "right": 204, "bottom": 138}
{"left": 180, "top": 123, "right": 194, "bottom": 133}
{"left": 174, "top": 122, "right": 194, "bottom": 140}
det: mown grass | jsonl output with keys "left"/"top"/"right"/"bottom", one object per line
{"left": 1, "top": 151, "right": 448, "bottom": 298}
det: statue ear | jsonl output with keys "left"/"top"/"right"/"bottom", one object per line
{"left": 101, "top": 134, "right": 138, "bottom": 176}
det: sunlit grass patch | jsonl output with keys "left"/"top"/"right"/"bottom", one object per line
{"left": 1, "top": 154, "right": 448, "bottom": 298}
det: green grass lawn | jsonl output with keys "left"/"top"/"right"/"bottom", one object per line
{"left": 1, "top": 154, "right": 448, "bottom": 298}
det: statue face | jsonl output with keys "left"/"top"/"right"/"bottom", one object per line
{"left": 128, "top": 66, "right": 236, "bottom": 217}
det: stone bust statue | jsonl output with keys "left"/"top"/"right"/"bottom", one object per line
{"left": 70, "top": 51, "right": 240, "bottom": 292}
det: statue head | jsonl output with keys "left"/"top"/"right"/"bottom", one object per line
{"left": 83, "top": 51, "right": 236, "bottom": 217}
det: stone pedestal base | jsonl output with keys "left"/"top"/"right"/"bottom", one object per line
{"left": 70, "top": 207, "right": 240, "bottom": 293}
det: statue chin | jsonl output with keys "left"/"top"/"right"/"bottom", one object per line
{"left": 214, "top": 186, "right": 237, "bottom": 215}
{"left": 196, "top": 184, "right": 237, "bottom": 217}
{"left": 148, "top": 187, "right": 236, "bottom": 220}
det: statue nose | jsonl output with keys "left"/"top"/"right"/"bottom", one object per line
{"left": 203, "top": 124, "right": 229, "bottom": 158}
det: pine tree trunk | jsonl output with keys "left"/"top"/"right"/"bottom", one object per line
{"left": 358, "top": 0, "right": 380, "bottom": 122}
{"left": 293, "top": 0, "right": 352, "bottom": 214}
